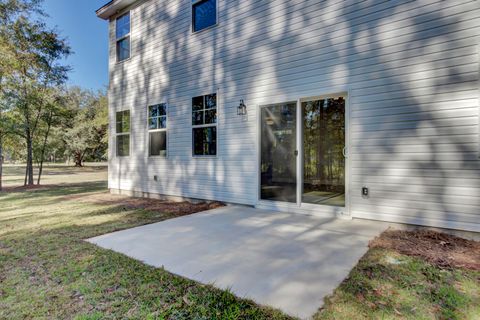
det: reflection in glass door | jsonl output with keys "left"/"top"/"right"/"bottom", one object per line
{"left": 302, "top": 97, "right": 345, "bottom": 206}
{"left": 260, "top": 102, "right": 297, "bottom": 203}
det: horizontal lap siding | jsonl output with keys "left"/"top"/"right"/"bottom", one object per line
{"left": 108, "top": 0, "right": 480, "bottom": 231}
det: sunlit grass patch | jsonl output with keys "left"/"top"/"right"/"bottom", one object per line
{"left": 315, "top": 248, "right": 480, "bottom": 320}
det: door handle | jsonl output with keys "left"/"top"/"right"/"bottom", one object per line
{"left": 342, "top": 147, "right": 348, "bottom": 158}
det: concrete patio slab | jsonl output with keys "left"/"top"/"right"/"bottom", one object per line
{"left": 87, "top": 206, "right": 389, "bottom": 319}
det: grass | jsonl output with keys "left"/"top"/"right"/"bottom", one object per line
{"left": 1, "top": 163, "right": 107, "bottom": 188}
{"left": 1, "top": 165, "right": 478, "bottom": 319}
{"left": 314, "top": 249, "right": 479, "bottom": 320}
{"left": 0, "top": 165, "right": 291, "bottom": 319}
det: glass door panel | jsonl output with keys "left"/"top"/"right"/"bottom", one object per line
{"left": 260, "top": 102, "right": 297, "bottom": 203}
{"left": 302, "top": 97, "right": 345, "bottom": 206}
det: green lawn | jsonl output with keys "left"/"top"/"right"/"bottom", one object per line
{"left": 1, "top": 163, "right": 107, "bottom": 188}
{"left": 316, "top": 248, "right": 479, "bottom": 320}
{"left": 0, "top": 165, "right": 478, "bottom": 319}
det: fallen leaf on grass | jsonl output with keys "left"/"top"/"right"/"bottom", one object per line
{"left": 356, "top": 293, "right": 365, "bottom": 302}
{"left": 104, "top": 285, "right": 120, "bottom": 293}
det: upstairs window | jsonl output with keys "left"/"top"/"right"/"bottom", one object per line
{"left": 192, "top": 93, "right": 217, "bottom": 156}
{"left": 116, "top": 12, "right": 130, "bottom": 62}
{"left": 148, "top": 104, "right": 167, "bottom": 157}
{"left": 192, "top": 0, "right": 217, "bottom": 32}
{"left": 116, "top": 110, "right": 130, "bottom": 157}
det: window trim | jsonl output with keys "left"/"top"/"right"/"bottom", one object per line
{"left": 115, "top": 110, "right": 131, "bottom": 157}
{"left": 191, "top": 0, "right": 218, "bottom": 34}
{"left": 192, "top": 92, "right": 218, "bottom": 158}
{"left": 115, "top": 11, "right": 131, "bottom": 63}
{"left": 147, "top": 103, "right": 168, "bottom": 158}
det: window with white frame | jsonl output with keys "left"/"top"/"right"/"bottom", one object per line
{"left": 116, "top": 110, "right": 130, "bottom": 157}
{"left": 148, "top": 104, "right": 167, "bottom": 156}
{"left": 192, "top": 0, "right": 217, "bottom": 32}
{"left": 192, "top": 93, "right": 217, "bottom": 156}
{"left": 116, "top": 12, "right": 130, "bottom": 62}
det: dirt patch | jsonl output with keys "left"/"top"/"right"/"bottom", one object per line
{"left": 370, "top": 229, "right": 480, "bottom": 271}
{"left": 64, "top": 192, "right": 225, "bottom": 217}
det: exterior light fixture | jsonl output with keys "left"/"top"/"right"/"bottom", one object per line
{"left": 237, "top": 99, "right": 247, "bottom": 116}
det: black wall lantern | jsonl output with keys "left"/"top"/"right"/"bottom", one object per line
{"left": 237, "top": 99, "right": 247, "bottom": 116}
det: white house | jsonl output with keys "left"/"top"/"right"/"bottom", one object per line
{"left": 97, "top": 0, "right": 480, "bottom": 233}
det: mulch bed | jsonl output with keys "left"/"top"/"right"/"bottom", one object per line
{"left": 370, "top": 229, "right": 480, "bottom": 271}
{"left": 66, "top": 192, "right": 225, "bottom": 217}
{"left": 2, "top": 184, "right": 224, "bottom": 217}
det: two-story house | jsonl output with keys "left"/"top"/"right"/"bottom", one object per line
{"left": 97, "top": 0, "right": 480, "bottom": 233}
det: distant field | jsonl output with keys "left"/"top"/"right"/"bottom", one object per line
{"left": 2, "top": 163, "right": 108, "bottom": 188}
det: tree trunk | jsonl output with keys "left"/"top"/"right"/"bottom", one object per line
{"left": 25, "top": 129, "right": 34, "bottom": 186}
{"left": 37, "top": 161, "right": 43, "bottom": 185}
{"left": 37, "top": 113, "right": 52, "bottom": 185}
{"left": 74, "top": 151, "right": 83, "bottom": 167}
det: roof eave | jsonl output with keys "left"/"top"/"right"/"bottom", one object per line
{"left": 96, "top": 0, "right": 137, "bottom": 20}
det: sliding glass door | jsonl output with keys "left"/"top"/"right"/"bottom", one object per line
{"left": 302, "top": 97, "right": 345, "bottom": 207}
{"left": 259, "top": 95, "right": 346, "bottom": 209}
{"left": 260, "top": 102, "right": 297, "bottom": 203}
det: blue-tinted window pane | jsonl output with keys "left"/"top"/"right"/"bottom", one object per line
{"left": 149, "top": 105, "right": 158, "bottom": 118}
{"left": 193, "top": 0, "right": 216, "bottom": 32}
{"left": 148, "top": 104, "right": 167, "bottom": 129}
{"left": 116, "top": 37, "right": 130, "bottom": 61}
{"left": 149, "top": 104, "right": 166, "bottom": 117}
{"left": 148, "top": 117, "right": 157, "bottom": 130}
{"left": 159, "top": 116, "right": 167, "bottom": 129}
{"left": 116, "top": 12, "right": 130, "bottom": 39}
{"left": 205, "top": 93, "right": 216, "bottom": 109}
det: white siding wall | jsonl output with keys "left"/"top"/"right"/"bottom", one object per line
{"left": 107, "top": 0, "right": 480, "bottom": 232}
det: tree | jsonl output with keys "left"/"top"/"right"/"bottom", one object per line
{"left": 0, "top": 1, "right": 71, "bottom": 186}
{"left": 0, "top": 1, "right": 107, "bottom": 188}
{"left": 0, "top": 0, "right": 42, "bottom": 23}
{"left": 35, "top": 88, "right": 70, "bottom": 184}
{"left": 63, "top": 88, "right": 108, "bottom": 167}
{"left": 1, "top": 1, "right": 49, "bottom": 189}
